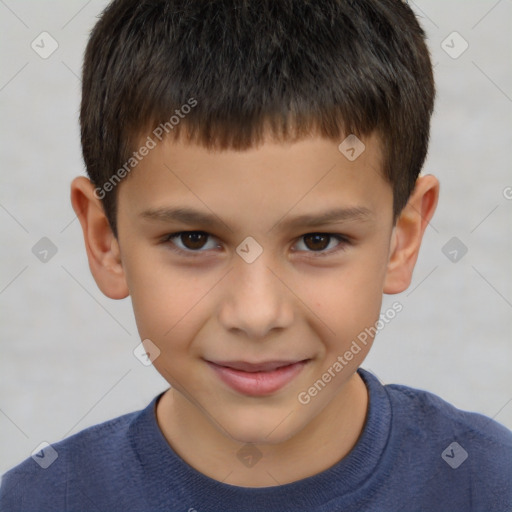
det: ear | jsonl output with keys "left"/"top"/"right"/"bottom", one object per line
{"left": 383, "top": 174, "right": 439, "bottom": 294}
{"left": 70, "top": 176, "right": 129, "bottom": 299}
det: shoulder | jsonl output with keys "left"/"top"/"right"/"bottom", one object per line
{"left": 385, "top": 380, "right": 512, "bottom": 446}
{"left": 0, "top": 408, "right": 143, "bottom": 511}
{"left": 383, "top": 380, "right": 512, "bottom": 510}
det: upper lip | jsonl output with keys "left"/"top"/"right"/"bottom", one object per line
{"left": 207, "top": 360, "right": 308, "bottom": 372}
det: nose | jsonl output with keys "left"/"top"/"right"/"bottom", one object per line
{"left": 217, "top": 254, "right": 294, "bottom": 339}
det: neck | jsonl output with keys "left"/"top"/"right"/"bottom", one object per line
{"left": 156, "top": 371, "right": 368, "bottom": 487}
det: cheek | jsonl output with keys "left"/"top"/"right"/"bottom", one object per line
{"left": 128, "top": 267, "right": 212, "bottom": 388}
{"left": 123, "top": 250, "right": 208, "bottom": 341}
{"left": 298, "top": 266, "right": 384, "bottom": 395}
{"left": 301, "top": 253, "right": 388, "bottom": 344}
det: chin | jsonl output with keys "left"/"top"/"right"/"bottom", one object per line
{"left": 219, "top": 409, "right": 304, "bottom": 446}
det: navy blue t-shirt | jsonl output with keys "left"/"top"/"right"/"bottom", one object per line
{"left": 1, "top": 368, "right": 511, "bottom": 511}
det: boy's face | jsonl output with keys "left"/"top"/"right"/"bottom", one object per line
{"left": 114, "top": 132, "right": 394, "bottom": 443}
{"left": 73, "top": 130, "right": 438, "bottom": 447}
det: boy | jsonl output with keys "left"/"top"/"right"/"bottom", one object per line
{"left": 1, "top": 0, "right": 511, "bottom": 510}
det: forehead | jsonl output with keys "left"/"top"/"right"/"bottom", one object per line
{"left": 117, "top": 131, "right": 391, "bottom": 229}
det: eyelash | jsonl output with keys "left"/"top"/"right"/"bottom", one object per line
{"left": 160, "top": 231, "right": 350, "bottom": 258}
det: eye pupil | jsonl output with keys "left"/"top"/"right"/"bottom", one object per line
{"left": 304, "top": 234, "right": 329, "bottom": 251}
{"left": 182, "top": 232, "right": 207, "bottom": 249}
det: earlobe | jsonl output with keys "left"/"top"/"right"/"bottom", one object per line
{"left": 383, "top": 174, "right": 439, "bottom": 294}
{"left": 70, "top": 176, "right": 129, "bottom": 299}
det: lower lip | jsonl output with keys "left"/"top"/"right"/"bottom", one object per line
{"left": 207, "top": 361, "right": 308, "bottom": 396}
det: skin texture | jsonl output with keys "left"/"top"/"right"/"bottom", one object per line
{"left": 71, "top": 132, "right": 439, "bottom": 487}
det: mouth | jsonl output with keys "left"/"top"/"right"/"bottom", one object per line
{"left": 205, "top": 359, "right": 311, "bottom": 396}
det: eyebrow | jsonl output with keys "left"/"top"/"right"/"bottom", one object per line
{"left": 275, "top": 206, "right": 373, "bottom": 230}
{"left": 139, "top": 206, "right": 373, "bottom": 231}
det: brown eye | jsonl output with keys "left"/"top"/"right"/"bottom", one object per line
{"left": 293, "top": 233, "right": 349, "bottom": 256}
{"left": 162, "top": 231, "right": 220, "bottom": 256}
{"left": 303, "top": 234, "right": 331, "bottom": 251}
{"left": 180, "top": 232, "right": 209, "bottom": 250}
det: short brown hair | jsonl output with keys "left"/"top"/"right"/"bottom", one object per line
{"left": 81, "top": 0, "right": 435, "bottom": 237}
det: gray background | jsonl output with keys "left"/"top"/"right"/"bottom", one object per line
{"left": 1, "top": 0, "right": 511, "bottom": 474}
